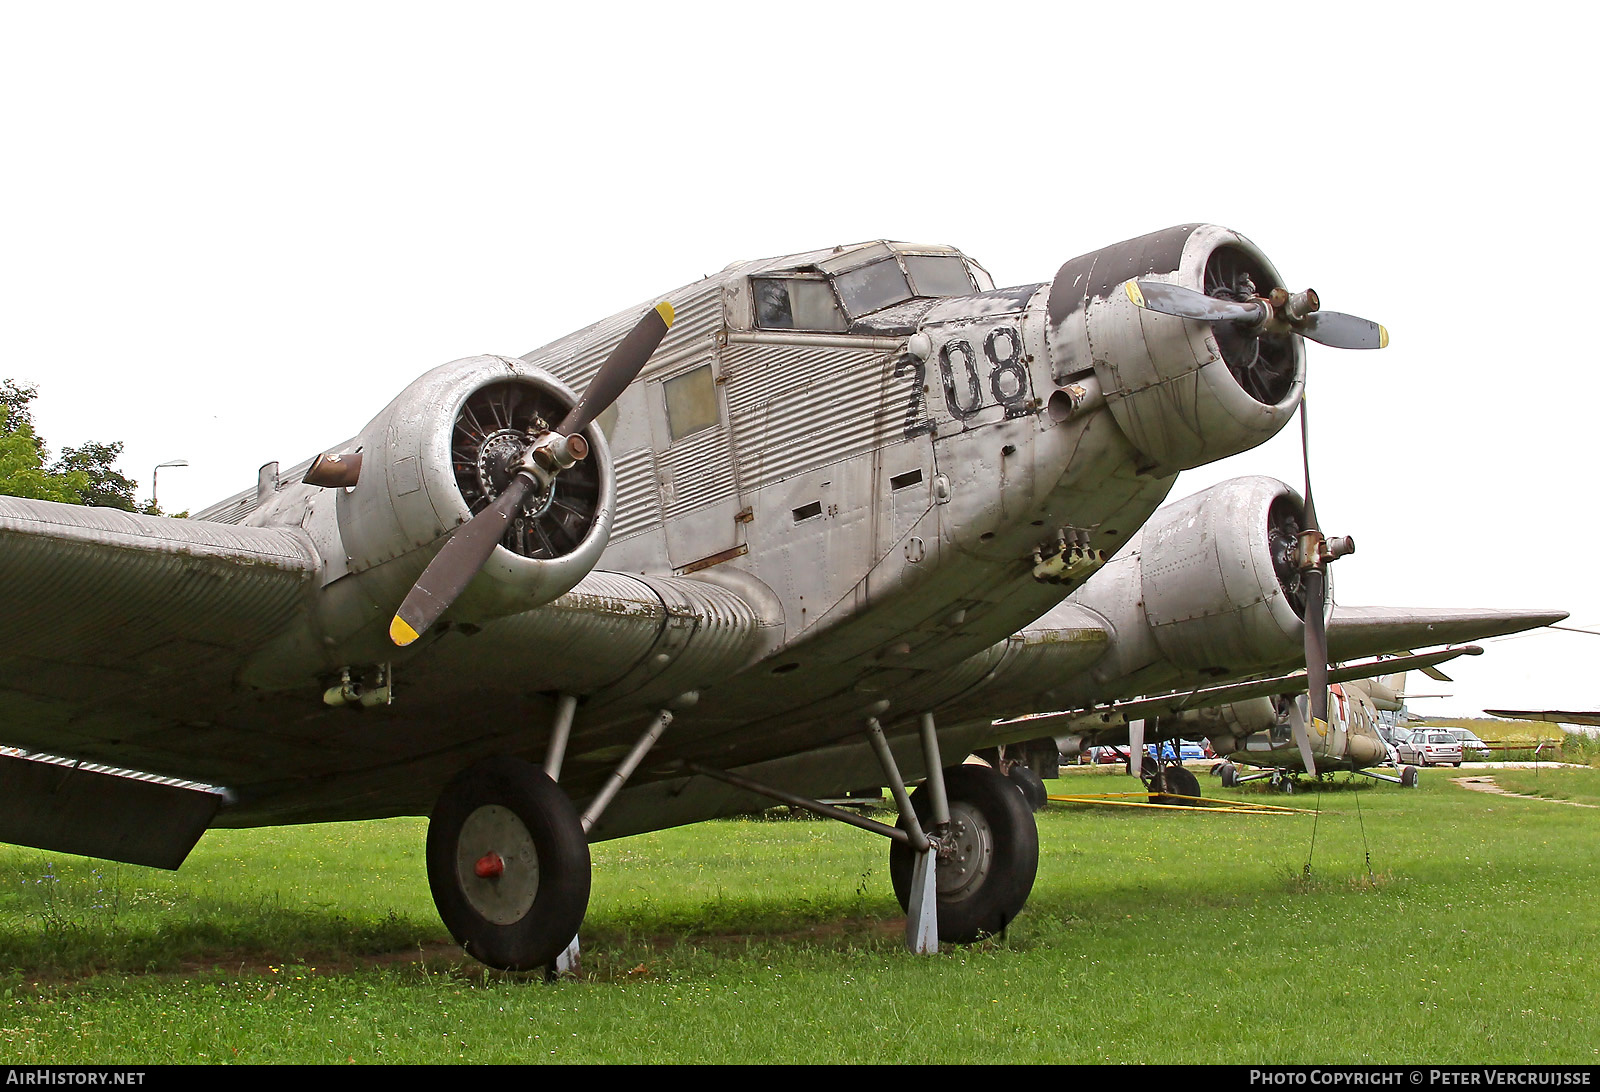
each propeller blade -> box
[1126,281,1264,324]
[1298,395,1327,777]
[389,472,536,647]
[1299,310,1389,350]
[557,301,675,437]
[1128,718,1145,782]
[388,302,676,648]
[1300,398,1319,542]
[1287,697,1321,778]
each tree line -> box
[0,379,147,511]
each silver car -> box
[1397,729,1464,767]
[1447,728,1493,761]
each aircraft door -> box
[646,354,746,574]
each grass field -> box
[3,764,1598,1064]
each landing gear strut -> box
[887,765,1039,943]
[426,757,591,972]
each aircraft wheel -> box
[1219,762,1239,788]
[1007,765,1049,813]
[888,765,1039,943]
[1280,778,1296,796]
[1400,765,1419,788]
[427,757,591,972]
[1150,765,1201,804]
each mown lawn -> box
[3,765,1596,1064]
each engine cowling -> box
[1136,475,1308,674]
[335,355,614,623]
[1046,224,1305,472]
[240,356,620,687]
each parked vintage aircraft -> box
[0,225,1564,972]
[995,645,1482,798]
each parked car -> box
[1396,728,1464,767]
[1446,728,1493,761]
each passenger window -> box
[663,364,719,442]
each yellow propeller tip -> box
[390,615,420,647]
[1124,281,1145,308]
[654,301,675,327]
[1378,325,1390,349]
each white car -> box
[1397,729,1464,767]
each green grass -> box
[3,766,1599,1063]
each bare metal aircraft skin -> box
[0,225,1563,969]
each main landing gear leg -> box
[427,699,677,977]
[882,714,1039,946]
[866,715,940,953]
[685,712,1039,955]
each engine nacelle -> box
[1137,475,1307,674]
[1046,225,1304,472]
[1167,697,1280,755]
[334,354,614,626]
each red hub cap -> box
[474,851,505,879]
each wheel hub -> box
[933,801,994,900]
[455,804,540,925]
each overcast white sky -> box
[2,3,1594,718]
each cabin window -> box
[833,258,912,318]
[904,255,975,297]
[753,276,847,332]
[663,364,719,442]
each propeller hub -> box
[476,429,532,499]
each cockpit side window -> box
[753,275,847,332]
[904,254,975,297]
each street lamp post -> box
[152,459,188,513]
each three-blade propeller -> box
[389,301,675,647]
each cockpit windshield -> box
[833,258,913,319]
[751,245,980,331]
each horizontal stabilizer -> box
[1327,606,1566,662]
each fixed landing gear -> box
[427,757,591,972]
[1145,763,1202,805]
[888,765,1039,943]
[1007,764,1049,812]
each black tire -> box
[1150,765,1202,804]
[1219,762,1239,788]
[1400,765,1419,788]
[888,765,1039,944]
[427,757,591,972]
[1007,765,1049,813]
[1280,778,1296,795]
